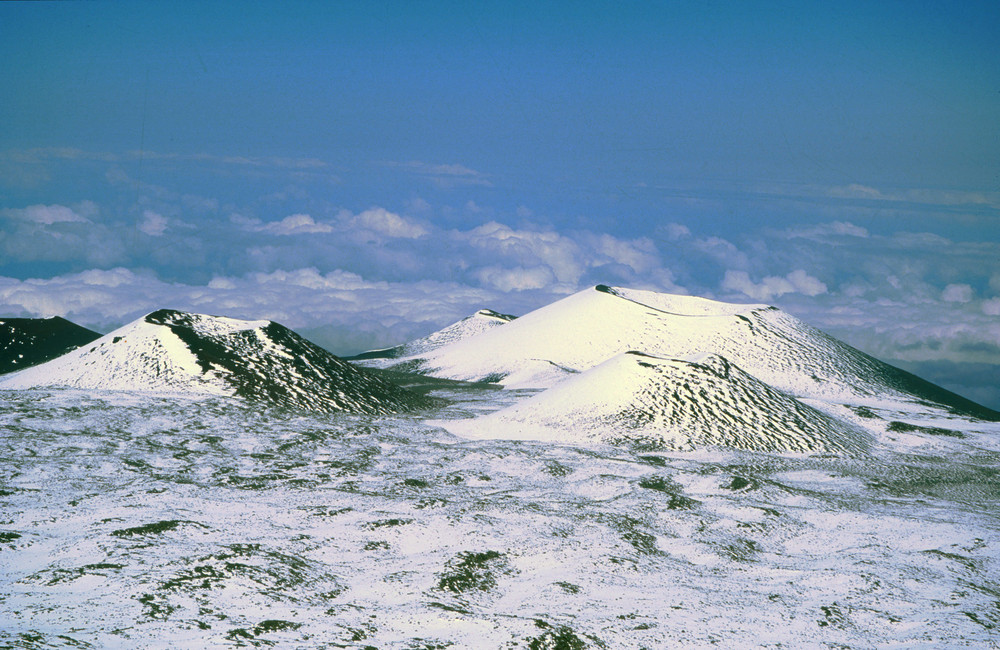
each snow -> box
[0,310,429,414]
[443,352,872,453]
[1,386,998,648]
[379,285,925,405]
[2,286,999,646]
[0,318,230,395]
[351,308,515,366]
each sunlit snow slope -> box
[449,352,872,453]
[0,309,430,414]
[0,317,100,374]
[386,285,998,420]
[347,309,516,365]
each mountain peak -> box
[0,310,430,414]
[0,316,101,374]
[373,285,999,420]
[347,307,516,363]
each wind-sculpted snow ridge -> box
[347,309,516,365]
[0,309,431,414]
[387,285,999,420]
[446,352,872,454]
[0,316,101,374]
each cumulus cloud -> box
[139,210,169,236]
[983,299,1000,316]
[663,223,692,241]
[475,265,555,292]
[461,222,585,287]
[941,283,974,303]
[0,267,512,355]
[351,208,427,239]
[722,269,828,301]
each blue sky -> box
[2,1,999,407]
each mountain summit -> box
[378,285,999,420]
[0,316,101,374]
[347,309,516,363]
[0,309,431,414]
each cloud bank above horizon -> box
[1,2,998,407]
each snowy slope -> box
[0,309,430,414]
[0,317,100,374]
[347,309,515,365]
[446,351,873,453]
[387,285,998,419]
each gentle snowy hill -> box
[346,309,516,364]
[0,309,431,414]
[446,351,873,453]
[0,317,101,374]
[385,285,999,419]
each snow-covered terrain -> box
[0,316,100,374]
[2,288,999,647]
[1,386,999,648]
[380,285,968,401]
[448,351,874,454]
[0,309,430,414]
[382,284,998,415]
[347,309,515,365]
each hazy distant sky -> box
[2,1,998,406]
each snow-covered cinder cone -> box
[347,309,516,366]
[0,309,432,415]
[385,285,999,420]
[446,351,872,454]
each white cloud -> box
[461,222,585,287]
[351,208,427,239]
[941,283,974,303]
[663,223,691,241]
[0,268,513,355]
[692,236,749,270]
[722,269,828,301]
[983,299,1000,316]
[258,214,334,235]
[139,210,169,236]
[827,184,1000,209]
[786,269,828,296]
[475,265,554,292]
[784,221,870,240]
[1,204,90,225]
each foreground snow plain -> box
[2,379,1000,648]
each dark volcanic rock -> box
[143,309,434,414]
[0,317,101,374]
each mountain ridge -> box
[372,285,1000,421]
[0,309,431,415]
[0,316,101,374]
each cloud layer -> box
[1,149,998,407]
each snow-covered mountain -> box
[381,285,998,419]
[447,351,873,453]
[0,309,431,414]
[0,316,100,374]
[347,309,515,365]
